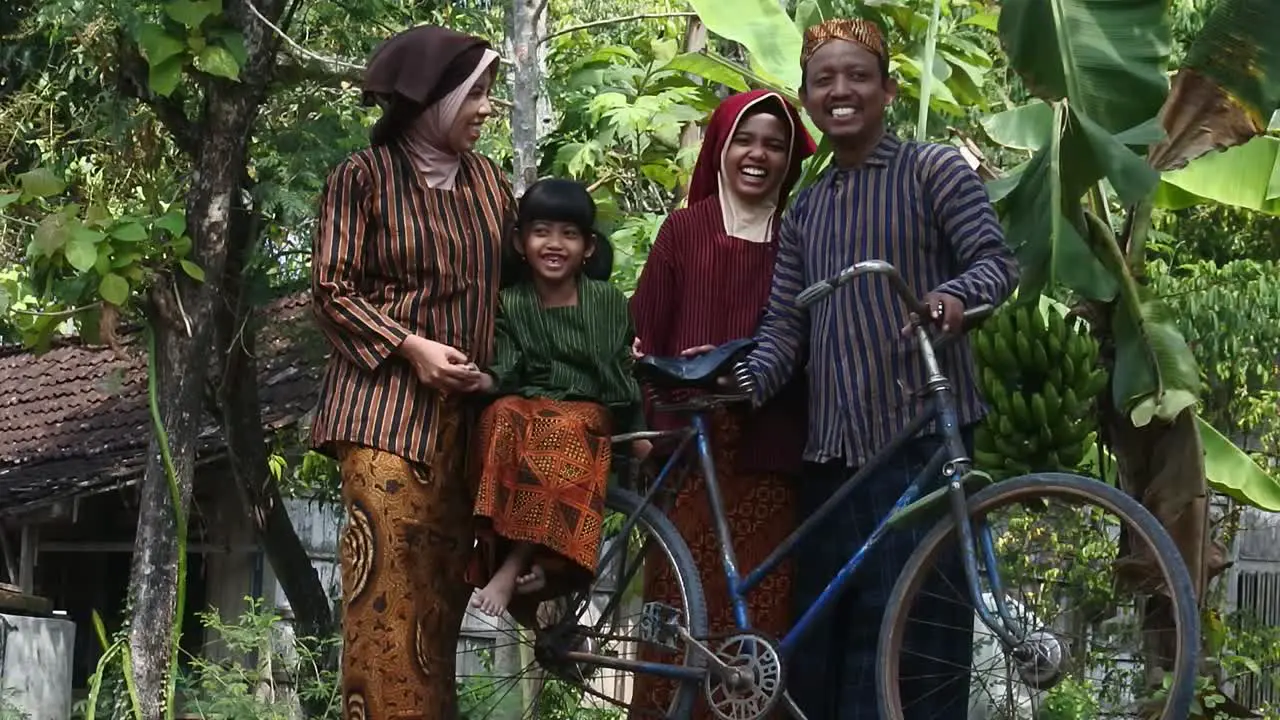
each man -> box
[744,18,1019,720]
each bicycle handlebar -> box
[796,260,993,326]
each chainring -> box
[704,633,785,720]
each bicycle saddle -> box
[633,338,757,390]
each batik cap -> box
[800,18,888,68]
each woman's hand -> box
[678,344,716,357]
[398,336,481,392]
[632,337,644,359]
[632,438,653,461]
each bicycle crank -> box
[701,633,786,720]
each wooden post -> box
[18,525,36,595]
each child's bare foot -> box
[471,571,518,617]
[515,564,546,595]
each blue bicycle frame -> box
[579,262,1025,685]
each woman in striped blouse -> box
[466,178,651,618]
[629,89,816,716]
[309,26,512,719]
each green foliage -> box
[272,448,342,505]
[135,0,246,95]
[542,39,715,289]
[1146,258,1280,510]
[0,169,196,349]
[77,598,341,720]
[1040,678,1101,720]
[179,599,341,719]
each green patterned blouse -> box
[486,278,645,432]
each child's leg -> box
[515,563,546,594]
[472,542,537,616]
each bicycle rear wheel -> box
[877,472,1198,720]
[455,485,709,719]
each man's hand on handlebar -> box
[901,291,964,338]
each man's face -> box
[801,40,896,144]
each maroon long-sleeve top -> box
[629,197,809,475]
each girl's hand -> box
[632,337,644,359]
[462,370,495,394]
[631,438,653,461]
[398,336,478,392]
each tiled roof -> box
[0,293,325,515]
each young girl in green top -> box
[468,178,651,617]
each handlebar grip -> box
[795,282,833,309]
[962,304,994,324]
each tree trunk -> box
[211,180,334,644]
[507,0,548,195]
[126,1,287,714]
[129,293,207,719]
[672,17,707,209]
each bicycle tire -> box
[876,472,1199,720]
[604,485,710,719]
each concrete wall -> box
[0,613,75,720]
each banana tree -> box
[990,0,1280,712]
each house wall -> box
[0,613,75,720]
[1225,503,1280,711]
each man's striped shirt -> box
[748,133,1019,467]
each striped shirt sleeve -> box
[748,202,810,405]
[311,158,412,372]
[487,292,524,394]
[920,145,1020,307]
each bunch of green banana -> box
[970,302,1107,480]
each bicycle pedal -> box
[638,602,683,651]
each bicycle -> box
[453,260,1199,720]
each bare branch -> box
[10,305,98,319]
[245,0,365,73]
[587,173,615,193]
[541,12,698,44]
[243,0,513,108]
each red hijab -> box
[687,90,816,213]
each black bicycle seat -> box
[633,338,757,390]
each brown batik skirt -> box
[630,408,796,719]
[335,406,474,720]
[466,396,613,616]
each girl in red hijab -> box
[629,89,816,717]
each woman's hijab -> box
[686,90,816,243]
[362,25,499,190]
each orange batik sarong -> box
[467,395,614,614]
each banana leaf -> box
[997,0,1171,135]
[1155,135,1280,215]
[1149,0,1280,171]
[1198,416,1280,512]
[685,0,804,91]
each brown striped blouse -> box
[310,144,514,464]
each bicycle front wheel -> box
[877,472,1198,720]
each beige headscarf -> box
[401,48,500,190]
[715,95,796,243]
